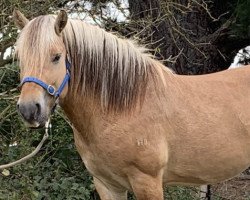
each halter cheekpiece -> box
[20,59,71,98]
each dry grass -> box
[211,170,250,200]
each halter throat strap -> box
[20,59,71,98]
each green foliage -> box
[164,186,199,200]
[231,0,250,39]
[0,114,96,199]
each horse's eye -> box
[52,54,61,63]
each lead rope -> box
[0,119,51,170]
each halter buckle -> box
[47,85,56,96]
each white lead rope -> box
[0,119,51,170]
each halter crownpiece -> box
[20,58,71,98]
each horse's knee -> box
[129,173,164,200]
[94,177,127,200]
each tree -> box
[127,0,250,74]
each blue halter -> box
[20,59,71,98]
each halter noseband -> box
[20,59,71,98]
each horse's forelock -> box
[16,15,63,76]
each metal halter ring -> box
[47,85,56,96]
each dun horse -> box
[14,10,250,199]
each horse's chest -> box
[74,133,130,188]
[81,151,102,176]
[74,137,102,175]
[83,148,131,189]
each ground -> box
[211,169,250,200]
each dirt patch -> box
[211,172,250,200]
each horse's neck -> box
[60,93,101,142]
[60,64,174,142]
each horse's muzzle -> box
[17,101,42,126]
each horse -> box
[13,10,250,200]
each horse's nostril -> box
[35,103,41,114]
[35,103,41,119]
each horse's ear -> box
[13,9,29,30]
[54,10,68,36]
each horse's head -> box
[13,10,70,128]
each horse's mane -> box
[16,15,170,112]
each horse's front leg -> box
[94,177,127,200]
[129,170,164,200]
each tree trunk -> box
[128,0,249,74]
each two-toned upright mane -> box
[62,19,155,112]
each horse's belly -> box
[164,164,249,186]
[164,142,250,185]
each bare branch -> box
[0,121,50,170]
[0,105,11,120]
[0,57,15,67]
